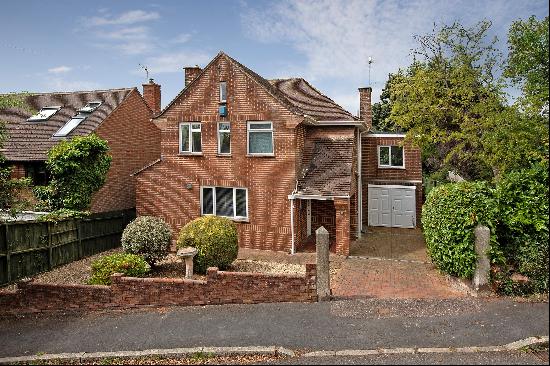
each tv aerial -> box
[138,64,149,81]
[368,56,374,86]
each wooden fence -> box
[0,209,135,286]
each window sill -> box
[178,152,204,156]
[378,166,406,170]
[217,154,232,157]
[246,154,275,158]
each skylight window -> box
[53,114,86,137]
[78,101,102,113]
[26,106,61,122]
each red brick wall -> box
[91,89,161,213]
[311,200,336,240]
[9,163,25,179]
[361,135,423,226]
[0,265,317,315]
[136,55,303,251]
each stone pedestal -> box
[316,226,331,301]
[473,225,491,290]
[177,247,198,279]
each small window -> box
[201,186,248,220]
[247,121,274,155]
[78,101,102,113]
[219,82,227,103]
[218,122,231,154]
[378,145,404,168]
[179,122,202,153]
[27,106,61,122]
[53,114,86,137]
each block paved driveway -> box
[332,227,466,299]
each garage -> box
[368,184,416,228]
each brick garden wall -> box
[91,89,161,213]
[136,54,303,252]
[361,135,423,226]
[0,264,317,316]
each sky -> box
[0,0,548,115]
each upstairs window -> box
[218,122,231,154]
[27,106,61,122]
[378,145,404,168]
[179,122,202,153]
[247,121,274,155]
[78,101,102,113]
[219,82,227,103]
[201,186,248,220]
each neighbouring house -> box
[0,82,162,212]
[135,51,422,256]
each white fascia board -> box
[288,194,350,200]
[367,133,407,138]
[368,184,417,190]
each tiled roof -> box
[269,78,355,121]
[297,137,354,196]
[156,51,355,122]
[0,88,134,161]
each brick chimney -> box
[184,66,202,87]
[358,87,373,130]
[142,79,161,114]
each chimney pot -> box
[358,87,373,130]
[142,80,161,115]
[184,66,202,87]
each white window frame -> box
[217,122,231,155]
[247,121,274,156]
[179,122,202,154]
[200,186,248,220]
[219,81,227,103]
[378,145,405,169]
[27,106,61,122]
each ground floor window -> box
[201,186,248,220]
[24,162,49,186]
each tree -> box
[0,94,32,213]
[372,73,401,132]
[38,134,112,211]
[505,16,549,118]
[388,21,509,180]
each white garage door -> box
[368,185,416,228]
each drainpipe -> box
[289,179,299,255]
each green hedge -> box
[176,216,239,274]
[493,162,549,294]
[88,253,150,285]
[121,216,172,265]
[422,181,497,278]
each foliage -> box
[37,209,90,222]
[493,162,549,294]
[505,16,549,118]
[176,216,239,273]
[422,181,498,279]
[0,93,34,213]
[388,20,505,180]
[88,253,150,285]
[40,134,111,211]
[121,216,172,265]
[372,74,402,132]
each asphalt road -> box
[1,297,548,358]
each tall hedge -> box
[495,162,549,293]
[422,181,497,278]
[177,216,238,273]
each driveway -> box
[332,227,466,299]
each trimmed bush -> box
[121,216,172,265]
[422,181,497,279]
[494,162,549,294]
[176,216,238,273]
[88,253,150,285]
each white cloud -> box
[243,0,548,109]
[47,65,72,74]
[171,33,192,44]
[45,77,101,92]
[142,51,212,74]
[88,10,160,26]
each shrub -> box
[121,216,172,265]
[176,216,238,273]
[88,253,150,285]
[494,162,549,294]
[422,181,498,279]
[42,134,111,211]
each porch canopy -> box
[288,136,355,256]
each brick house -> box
[135,52,422,256]
[1,84,162,212]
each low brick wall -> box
[0,264,317,315]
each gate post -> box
[473,225,491,290]
[316,226,331,301]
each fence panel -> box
[0,209,135,286]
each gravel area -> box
[1,250,310,288]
